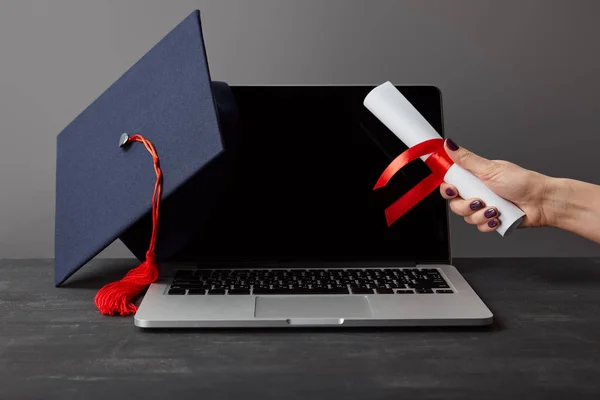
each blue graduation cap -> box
[54,10,238,314]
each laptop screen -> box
[189,85,450,264]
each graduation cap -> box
[55,10,239,315]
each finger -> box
[440,183,458,199]
[444,138,495,176]
[449,198,486,217]
[477,218,500,233]
[465,206,499,225]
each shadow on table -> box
[138,319,504,335]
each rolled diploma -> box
[364,81,525,236]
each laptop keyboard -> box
[167,268,453,295]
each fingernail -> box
[484,208,498,219]
[470,200,484,211]
[445,188,456,197]
[446,138,459,151]
[488,219,499,228]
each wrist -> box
[541,176,572,229]
[541,176,598,232]
[536,175,600,244]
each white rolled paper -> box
[364,81,525,236]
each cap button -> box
[119,133,130,148]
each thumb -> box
[444,138,494,176]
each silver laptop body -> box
[134,85,493,328]
[135,263,492,328]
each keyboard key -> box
[436,289,454,294]
[208,288,226,295]
[389,283,406,289]
[408,282,450,289]
[187,289,206,295]
[171,280,202,287]
[351,288,374,295]
[168,288,186,295]
[376,288,394,294]
[407,284,433,289]
[396,290,415,294]
[171,284,206,289]
[416,288,434,294]
[228,289,251,295]
[251,289,275,295]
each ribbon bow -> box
[373,138,453,226]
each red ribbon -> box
[373,138,453,226]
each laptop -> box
[134,84,494,328]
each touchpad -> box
[254,296,373,319]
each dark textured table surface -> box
[1,258,600,399]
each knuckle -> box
[477,224,489,232]
[470,212,486,225]
[450,200,467,216]
[456,149,473,163]
[477,161,503,182]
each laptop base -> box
[134,264,493,328]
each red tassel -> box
[94,251,159,316]
[95,134,163,316]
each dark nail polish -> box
[446,138,459,151]
[470,200,483,211]
[484,208,498,219]
[488,219,499,228]
[445,188,456,197]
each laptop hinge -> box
[159,260,419,272]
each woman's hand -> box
[439,138,554,232]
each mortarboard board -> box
[54,10,236,314]
[117,80,239,263]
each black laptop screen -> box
[186,85,450,264]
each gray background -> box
[1,0,599,259]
